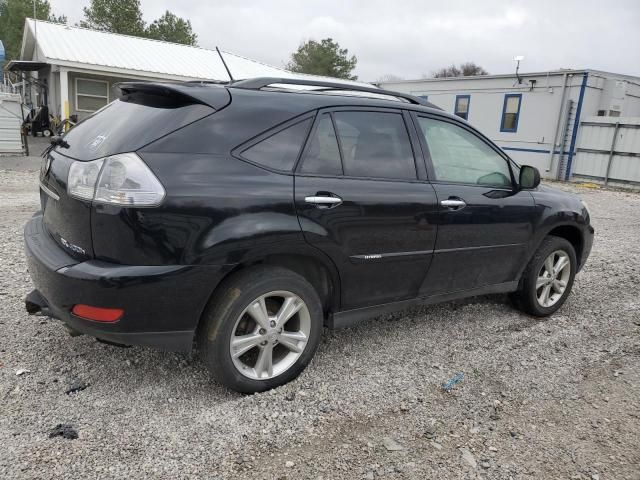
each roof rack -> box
[229,77,441,109]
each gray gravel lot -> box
[1,163,639,479]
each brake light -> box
[67,153,165,206]
[72,304,124,322]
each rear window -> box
[59,93,214,160]
[240,118,313,171]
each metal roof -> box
[20,19,370,87]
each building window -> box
[454,95,470,120]
[500,94,522,132]
[76,78,109,112]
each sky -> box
[48,0,640,82]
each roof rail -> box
[229,77,441,109]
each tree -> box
[79,0,145,36]
[146,10,197,46]
[433,62,488,78]
[0,0,66,60]
[287,38,357,80]
[377,74,404,83]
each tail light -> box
[68,153,165,206]
[72,304,124,322]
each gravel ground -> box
[1,163,639,480]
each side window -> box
[501,94,522,132]
[454,95,470,120]
[300,114,343,175]
[241,118,312,171]
[333,111,416,180]
[417,117,512,187]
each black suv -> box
[24,78,594,392]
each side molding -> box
[328,281,519,329]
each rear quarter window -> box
[239,118,313,171]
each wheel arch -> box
[517,222,585,286]
[546,224,584,265]
[195,249,341,340]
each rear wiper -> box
[42,136,69,157]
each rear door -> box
[413,113,536,295]
[294,108,439,309]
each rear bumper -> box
[24,214,232,352]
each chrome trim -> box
[351,250,433,260]
[440,199,466,208]
[304,196,342,205]
[39,182,60,201]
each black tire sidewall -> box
[520,236,577,316]
[200,267,323,393]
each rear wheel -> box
[198,266,323,393]
[511,236,577,316]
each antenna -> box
[33,0,37,56]
[216,47,234,83]
[514,55,524,85]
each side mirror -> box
[519,165,540,189]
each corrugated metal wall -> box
[0,93,24,155]
[573,116,640,184]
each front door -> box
[294,109,439,309]
[413,114,536,295]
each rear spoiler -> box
[116,82,231,110]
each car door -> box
[412,113,536,296]
[294,108,439,309]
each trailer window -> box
[454,95,470,120]
[500,94,522,132]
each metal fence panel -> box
[573,116,640,184]
[0,93,23,155]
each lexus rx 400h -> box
[24,78,594,392]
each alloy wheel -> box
[536,250,571,308]
[229,291,311,380]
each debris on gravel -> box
[48,424,78,440]
[459,447,477,468]
[382,437,404,451]
[441,372,464,391]
[1,171,639,479]
[65,378,89,395]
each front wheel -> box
[511,236,577,316]
[198,266,323,393]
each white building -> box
[9,18,367,124]
[379,70,640,182]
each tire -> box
[198,266,323,393]
[510,235,577,317]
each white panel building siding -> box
[380,70,640,184]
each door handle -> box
[440,198,466,209]
[305,194,343,208]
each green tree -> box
[287,38,358,80]
[0,0,66,60]
[79,0,145,36]
[146,10,197,46]
[432,62,488,78]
